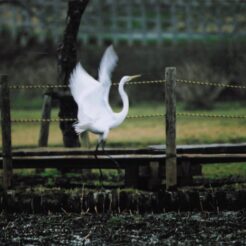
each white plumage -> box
[69,45,140,148]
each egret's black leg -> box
[102,141,122,181]
[101,140,106,151]
[95,141,104,187]
[95,141,100,152]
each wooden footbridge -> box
[1,143,246,190]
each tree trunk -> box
[57,0,90,147]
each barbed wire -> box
[176,112,246,119]
[8,80,165,90]
[9,84,67,89]
[176,79,246,89]
[9,112,246,123]
[112,80,165,86]
[10,114,164,123]
[127,113,165,119]
[7,78,246,90]
[10,118,75,123]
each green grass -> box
[203,163,246,179]
[1,101,246,148]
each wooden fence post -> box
[1,75,13,190]
[38,92,52,147]
[165,67,177,190]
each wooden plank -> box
[0,154,246,172]
[3,147,160,157]
[1,155,162,169]
[0,75,13,190]
[165,67,177,190]
[149,143,246,154]
[1,144,246,158]
[180,153,246,164]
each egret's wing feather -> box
[69,56,116,135]
[98,45,118,87]
[69,63,99,104]
[98,45,118,114]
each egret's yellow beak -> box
[127,74,141,81]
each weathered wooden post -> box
[165,67,177,190]
[38,91,52,147]
[0,75,13,190]
[37,91,52,174]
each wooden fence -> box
[1,67,178,190]
[1,67,246,192]
[0,0,245,45]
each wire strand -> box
[7,78,246,89]
[176,79,246,89]
[9,112,246,123]
[8,80,165,89]
[176,112,246,119]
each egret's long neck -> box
[113,79,129,127]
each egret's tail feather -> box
[72,121,89,135]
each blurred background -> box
[0,0,246,148]
[1,0,246,105]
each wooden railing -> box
[1,68,246,191]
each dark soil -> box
[0,212,245,245]
[1,174,246,245]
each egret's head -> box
[121,75,141,84]
[127,74,141,82]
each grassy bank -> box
[1,102,245,148]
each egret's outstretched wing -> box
[69,62,112,133]
[69,63,99,105]
[98,45,118,87]
[69,46,119,134]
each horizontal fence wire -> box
[7,80,165,89]
[6,79,246,89]
[9,85,68,89]
[8,112,246,123]
[176,112,246,119]
[176,79,246,89]
[112,80,165,86]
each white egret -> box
[69,45,140,150]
